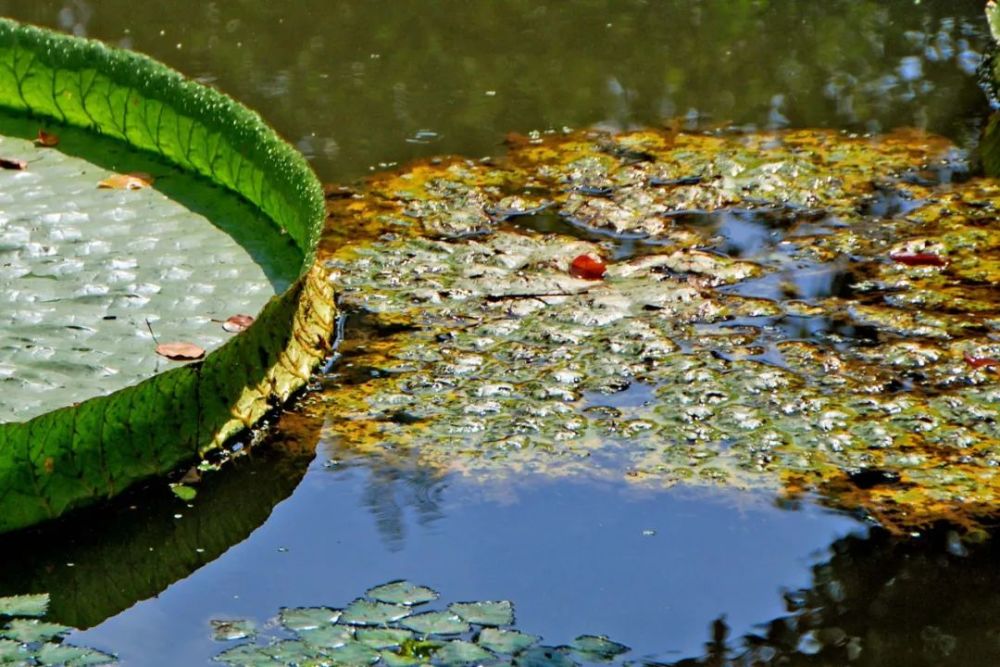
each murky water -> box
[0,1,996,665]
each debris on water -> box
[889,251,948,267]
[964,353,1000,370]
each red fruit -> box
[569,254,607,280]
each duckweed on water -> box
[0,593,114,665]
[318,126,1000,532]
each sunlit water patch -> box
[0,116,302,422]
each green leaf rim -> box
[0,18,334,533]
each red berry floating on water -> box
[569,254,607,280]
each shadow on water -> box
[665,528,1000,667]
[0,405,320,629]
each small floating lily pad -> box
[0,594,48,618]
[401,611,470,636]
[0,639,22,661]
[298,623,354,648]
[278,606,342,631]
[36,642,117,666]
[570,635,630,660]
[449,601,514,627]
[477,628,539,654]
[515,646,578,667]
[1,619,72,643]
[341,599,412,626]
[215,642,275,665]
[380,650,423,666]
[367,581,440,606]
[323,640,381,665]
[170,485,198,503]
[210,619,255,642]
[432,640,494,665]
[356,627,415,649]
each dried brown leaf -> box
[155,342,205,361]
[98,171,155,190]
[34,129,59,147]
[222,314,255,333]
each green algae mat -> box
[315,125,1000,534]
[0,19,335,533]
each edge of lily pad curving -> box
[0,19,334,532]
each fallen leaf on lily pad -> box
[0,157,26,170]
[98,171,154,190]
[155,342,205,361]
[34,130,59,147]
[222,314,255,333]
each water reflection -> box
[354,461,446,552]
[0,406,319,629]
[666,528,1000,667]
[0,1,987,182]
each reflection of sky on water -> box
[73,458,863,665]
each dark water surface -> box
[0,1,996,665]
[0,1,988,183]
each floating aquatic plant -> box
[0,592,115,665]
[317,125,1000,532]
[212,581,628,667]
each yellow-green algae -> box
[318,126,999,533]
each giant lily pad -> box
[0,19,334,533]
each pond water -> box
[0,1,996,665]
